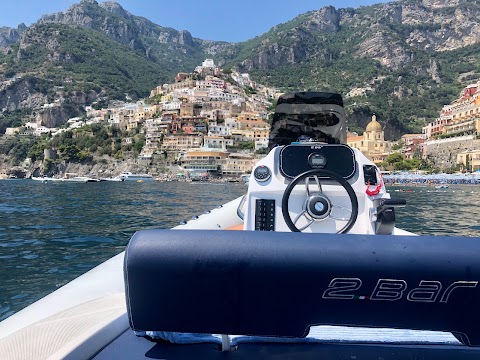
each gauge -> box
[253,165,271,182]
[308,153,327,169]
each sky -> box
[0,0,390,42]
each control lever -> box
[378,198,407,209]
[373,198,407,235]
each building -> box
[400,134,425,159]
[423,81,480,140]
[161,134,203,152]
[203,136,227,150]
[221,153,256,175]
[457,149,480,172]
[179,150,227,175]
[347,115,392,163]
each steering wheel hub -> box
[306,194,331,219]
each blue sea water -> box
[0,180,479,321]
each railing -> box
[425,134,475,144]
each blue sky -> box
[0,0,390,42]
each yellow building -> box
[179,151,256,175]
[180,151,227,173]
[237,119,269,130]
[457,149,480,172]
[221,153,256,175]
[161,134,203,151]
[347,115,392,163]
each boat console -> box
[241,91,404,235]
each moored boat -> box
[118,172,154,181]
[31,176,55,182]
[100,176,124,182]
[32,173,101,183]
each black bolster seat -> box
[124,229,480,346]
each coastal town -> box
[1,59,480,181]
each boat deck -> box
[93,328,480,360]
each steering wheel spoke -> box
[305,175,322,196]
[329,215,350,221]
[329,204,352,221]
[282,169,358,234]
[335,204,352,212]
[292,210,316,231]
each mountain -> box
[0,24,26,48]
[0,0,229,131]
[220,0,480,137]
[36,0,229,66]
[0,0,479,137]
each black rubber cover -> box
[124,230,480,346]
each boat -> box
[31,174,99,183]
[31,176,55,183]
[1,91,479,359]
[118,172,154,181]
[100,176,124,182]
[62,176,98,183]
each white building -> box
[203,136,227,150]
[208,125,230,137]
[162,101,181,111]
[255,138,269,151]
[202,59,216,68]
[225,118,239,130]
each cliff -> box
[1,0,479,137]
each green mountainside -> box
[0,0,479,138]
[5,24,166,99]
[219,1,480,137]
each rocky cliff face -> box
[0,78,47,112]
[232,0,480,72]
[0,27,20,48]
[35,105,82,128]
[0,24,26,48]
[36,0,226,55]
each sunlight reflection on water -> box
[0,180,478,320]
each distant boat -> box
[118,172,154,181]
[63,176,95,183]
[435,185,449,189]
[31,175,98,183]
[100,176,124,182]
[31,176,53,183]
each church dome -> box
[366,115,382,132]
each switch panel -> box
[255,199,275,231]
[363,165,378,185]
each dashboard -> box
[279,144,356,179]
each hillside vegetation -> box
[0,0,479,138]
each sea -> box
[0,180,479,321]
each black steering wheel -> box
[281,169,359,233]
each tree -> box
[384,153,404,167]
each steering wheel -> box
[281,169,358,233]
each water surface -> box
[0,180,478,320]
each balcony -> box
[444,119,476,134]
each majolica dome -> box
[366,114,382,132]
